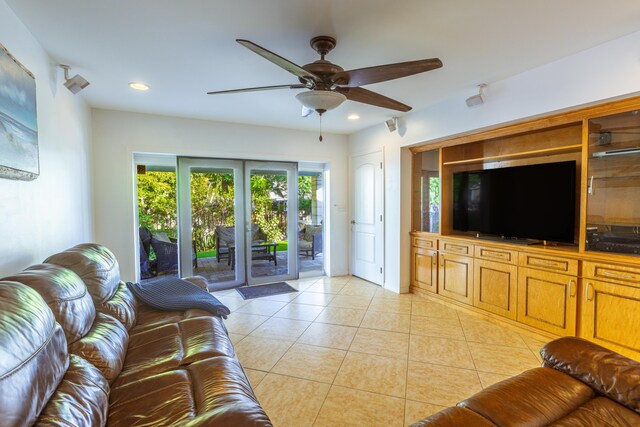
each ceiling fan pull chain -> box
[319,113,323,142]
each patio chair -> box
[139,226,156,279]
[215,226,235,264]
[299,224,322,260]
[215,224,267,265]
[147,231,198,276]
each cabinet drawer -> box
[412,237,437,250]
[440,240,472,256]
[583,261,640,286]
[518,252,578,276]
[474,245,517,265]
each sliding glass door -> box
[245,161,298,285]
[177,158,246,288]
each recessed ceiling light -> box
[347,114,360,120]
[129,82,150,91]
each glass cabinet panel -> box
[586,110,640,255]
[412,150,440,232]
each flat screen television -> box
[453,161,576,243]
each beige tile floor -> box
[215,276,549,427]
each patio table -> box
[228,241,277,269]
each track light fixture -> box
[60,64,90,94]
[385,117,398,133]
[466,83,486,107]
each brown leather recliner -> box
[411,337,640,426]
[0,243,271,426]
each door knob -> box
[351,220,356,224]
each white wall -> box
[350,29,640,293]
[0,0,92,277]
[91,109,349,281]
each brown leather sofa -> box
[0,243,271,426]
[411,337,640,426]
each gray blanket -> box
[127,277,230,319]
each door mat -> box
[236,282,298,300]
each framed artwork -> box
[0,43,38,180]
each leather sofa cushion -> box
[0,282,69,427]
[542,337,640,413]
[101,281,138,330]
[45,244,139,331]
[460,367,595,426]
[35,354,110,426]
[69,312,129,385]
[133,304,211,333]
[3,263,96,344]
[45,243,121,306]
[108,356,271,426]
[410,406,496,426]
[549,397,640,426]
[115,316,235,387]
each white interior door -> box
[245,161,299,285]
[351,151,384,285]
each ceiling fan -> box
[207,36,443,117]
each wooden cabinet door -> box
[581,279,640,359]
[411,247,437,293]
[473,259,518,320]
[438,253,473,305]
[517,267,577,335]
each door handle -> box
[568,279,576,297]
[351,220,356,224]
[585,282,594,301]
[439,255,444,267]
[601,271,634,280]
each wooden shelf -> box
[442,144,582,166]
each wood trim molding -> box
[410,95,640,153]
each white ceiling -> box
[7,0,640,134]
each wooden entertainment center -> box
[410,96,640,360]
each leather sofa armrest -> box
[541,337,640,413]
[182,276,209,291]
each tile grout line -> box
[457,309,492,390]
[404,295,414,427]
[310,277,360,427]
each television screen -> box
[453,161,576,243]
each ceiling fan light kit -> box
[207,35,443,119]
[296,90,347,114]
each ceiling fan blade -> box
[336,87,411,112]
[332,58,442,88]
[207,84,305,95]
[237,39,319,84]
